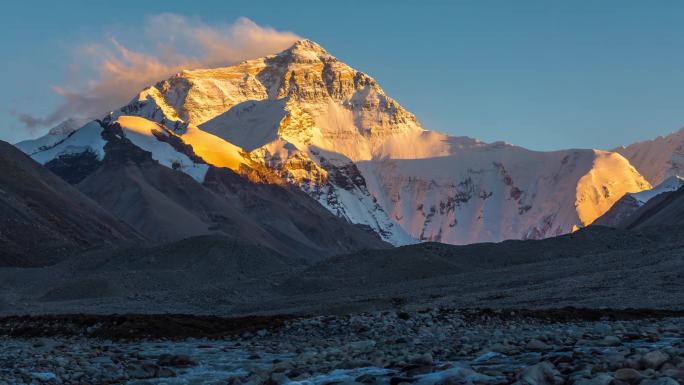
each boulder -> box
[516,362,561,385]
[526,339,552,352]
[614,368,641,383]
[641,351,669,369]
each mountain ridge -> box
[614,127,684,185]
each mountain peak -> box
[290,38,328,52]
[279,39,333,61]
[47,118,80,136]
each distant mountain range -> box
[13,39,684,249]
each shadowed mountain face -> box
[619,186,684,230]
[71,122,389,259]
[0,140,141,267]
[591,194,642,228]
[592,177,684,230]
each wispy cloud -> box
[17,14,301,130]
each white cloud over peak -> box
[16,14,300,130]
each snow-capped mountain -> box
[17,39,652,245]
[15,118,83,156]
[615,128,684,185]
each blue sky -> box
[2,0,684,150]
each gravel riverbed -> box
[1,309,683,385]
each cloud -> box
[14,112,44,130]
[17,15,301,130]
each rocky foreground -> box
[1,309,683,385]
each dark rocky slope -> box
[619,186,684,230]
[2,224,683,315]
[0,140,141,267]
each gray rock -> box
[156,354,196,368]
[593,323,613,336]
[128,363,158,379]
[573,374,614,385]
[641,351,669,369]
[526,339,552,351]
[347,340,376,353]
[614,368,641,383]
[410,353,433,366]
[516,362,561,385]
[156,367,176,378]
[355,374,377,384]
[489,342,518,355]
[599,336,622,346]
[31,372,58,382]
[660,369,684,381]
[269,372,289,385]
[640,378,679,385]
